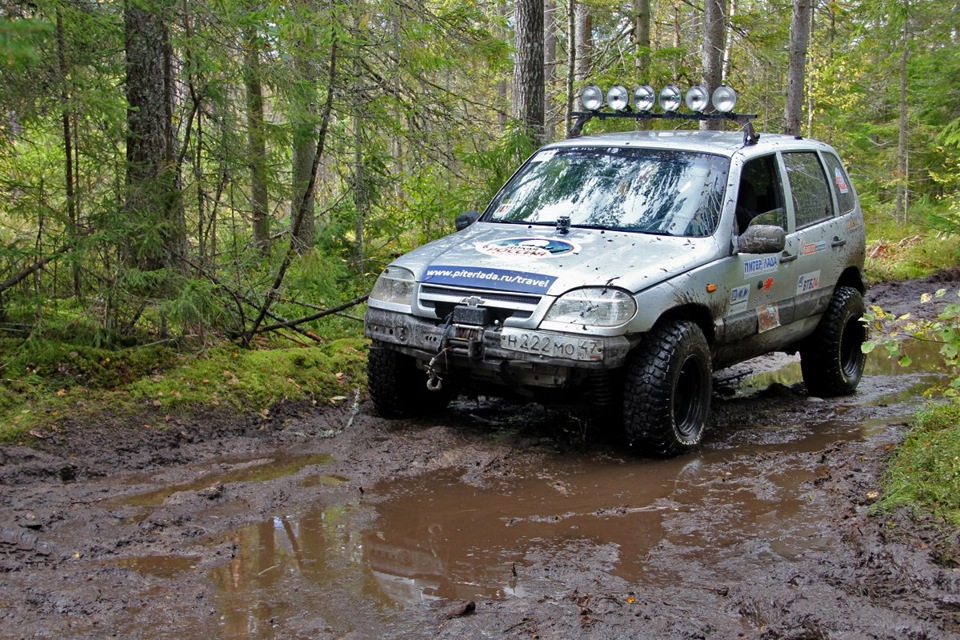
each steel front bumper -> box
[364,307,633,371]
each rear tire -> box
[367,344,454,418]
[623,320,712,457]
[800,286,867,397]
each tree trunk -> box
[244,25,270,255]
[784,0,812,136]
[56,7,80,296]
[634,0,651,75]
[574,1,592,85]
[124,0,185,272]
[290,5,318,254]
[702,0,725,130]
[544,0,557,140]
[565,0,576,135]
[896,4,910,223]
[513,0,545,145]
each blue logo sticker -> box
[476,237,580,258]
[422,265,557,294]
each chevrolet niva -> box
[364,84,867,456]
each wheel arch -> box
[837,267,866,295]
[652,303,717,346]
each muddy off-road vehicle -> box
[364,84,867,456]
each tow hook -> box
[426,373,443,392]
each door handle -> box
[780,251,798,263]
[831,236,847,248]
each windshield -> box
[485,146,729,237]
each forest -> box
[0,0,959,347]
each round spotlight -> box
[685,85,710,112]
[581,85,604,111]
[607,85,629,112]
[633,85,656,112]
[712,85,738,113]
[659,84,682,112]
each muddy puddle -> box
[179,341,950,639]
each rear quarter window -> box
[783,151,834,228]
[821,153,858,214]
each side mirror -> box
[455,209,480,231]
[738,224,785,254]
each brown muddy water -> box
[99,342,947,639]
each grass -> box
[0,336,367,442]
[879,401,960,528]
[864,210,960,282]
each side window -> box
[821,153,857,214]
[737,155,787,232]
[783,152,834,228]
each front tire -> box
[800,286,867,397]
[367,344,454,418]
[623,320,712,457]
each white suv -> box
[364,87,867,456]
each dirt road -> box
[1,273,959,639]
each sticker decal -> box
[743,255,779,278]
[532,149,558,162]
[801,241,827,255]
[476,237,580,258]
[757,303,781,333]
[834,167,850,194]
[422,265,557,294]
[796,270,821,295]
[729,285,750,314]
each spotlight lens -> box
[685,85,709,112]
[633,85,655,111]
[581,85,604,111]
[607,85,629,111]
[712,85,738,113]
[659,84,682,112]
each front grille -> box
[418,284,542,321]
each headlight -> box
[544,288,637,327]
[369,266,416,306]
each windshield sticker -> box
[796,270,821,295]
[532,149,558,163]
[476,237,580,258]
[423,265,557,294]
[743,255,779,278]
[757,303,781,333]
[834,167,850,194]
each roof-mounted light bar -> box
[571,83,758,145]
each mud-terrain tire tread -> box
[800,286,867,397]
[367,344,453,418]
[622,320,712,457]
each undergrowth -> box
[879,401,960,528]
[0,336,367,442]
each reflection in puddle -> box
[207,345,949,638]
[110,555,200,578]
[107,453,335,510]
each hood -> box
[391,222,724,296]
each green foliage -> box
[863,288,960,396]
[879,401,960,528]
[0,337,367,442]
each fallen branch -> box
[254,294,368,334]
[0,244,73,296]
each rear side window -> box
[821,153,857,214]
[783,152,834,228]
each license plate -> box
[499,328,604,361]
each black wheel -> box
[800,286,867,397]
[367,344,454,418]
[622,320,712,457]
